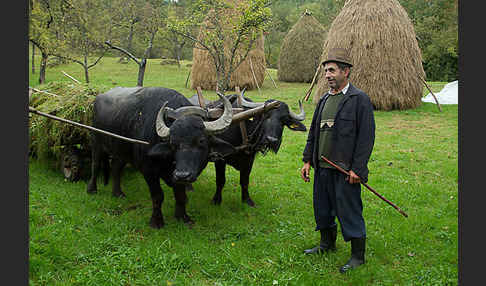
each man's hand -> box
[301,162,311,182]
[346,170,361,184]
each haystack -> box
[190,4,266,91]
[313,0,425,110]
[278,10,326,83]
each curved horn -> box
[156,101,170,139]
[203,92,233,134]
[237,89,264,108]
[289,100,305,121]
[165,105,208,120]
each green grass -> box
[29,56,457,285]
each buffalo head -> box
[147,93,235,183]
[237,90,306,154]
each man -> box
[300,48,375,273]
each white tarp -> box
[422,80,458,105]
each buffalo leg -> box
[240,156,256,207]
[212,160,226,205]
[142,173,165,229]
[111,158,126,198]
[173,184,194,225]
[86,139,102,194]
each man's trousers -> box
[313,167,366,241]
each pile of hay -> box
[314,0,425,110]
[29,81,109,162]
[278,10,326,83]
[190,3,266,91]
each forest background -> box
[29,0,458,84]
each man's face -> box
[323,62,349,92]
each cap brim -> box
[321,60,353,67]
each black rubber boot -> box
[339,237,366,273]
[303,226,337,254]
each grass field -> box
[29,56,457,285]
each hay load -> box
[278,10,326,83]
[190,2,266,91]
[314,0,425,110]
[29,82,108,162]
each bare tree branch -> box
[104,40,141,65]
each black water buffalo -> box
[189,91,307,206]
[86,86,236,228]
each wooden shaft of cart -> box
[28,106,150,145]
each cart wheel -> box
[61,151,81,182]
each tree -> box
[399,0,458,81]
[49,0,110,83]
[105,0,167,86]
[158,0,193,68]
[29,0,67,84]
[168,0,272,92]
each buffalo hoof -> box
[86,188,97,194]
[112,191,126,198]
[176,213,194,225]
[244,198,256,207]
[149,216,165,229]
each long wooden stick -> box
[303,64,321,102]
[29,106,150,145]
[61,70,81,84]
[259,62,277,88]
[418,75,442,112]
[185,69,191,88]
[29,87,59,97]
[248,57,261,94]
[321,155,408,218]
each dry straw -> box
[190,2,266,91]
[278,10,326,83]
[29,82,108,163]
[314,0,425,110]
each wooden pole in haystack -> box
[418,75,442,112]
[249,57,261,94]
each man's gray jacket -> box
[302,83,375,183]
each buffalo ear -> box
[208,136,236,161]
[286,119,307,131]
[147,142,172,159]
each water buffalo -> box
[86,86,236,228]
[189,91,307,206]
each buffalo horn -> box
[203,92,233,134]
[156,101,171,139]
[289,100,305,121]
[164,105,208,120]
[237,89,264,108]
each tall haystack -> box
[278,10,326,83]
[190,4,266,91]
[314,0,425,110]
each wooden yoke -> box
[235,86,249,147]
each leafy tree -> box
[48,0,110,83]
[168,0,272,92]
[157,0,195,67]
[399,0,458,81]
[29,0,68,84]
[106,0,167,86]
[108,0,145,59]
